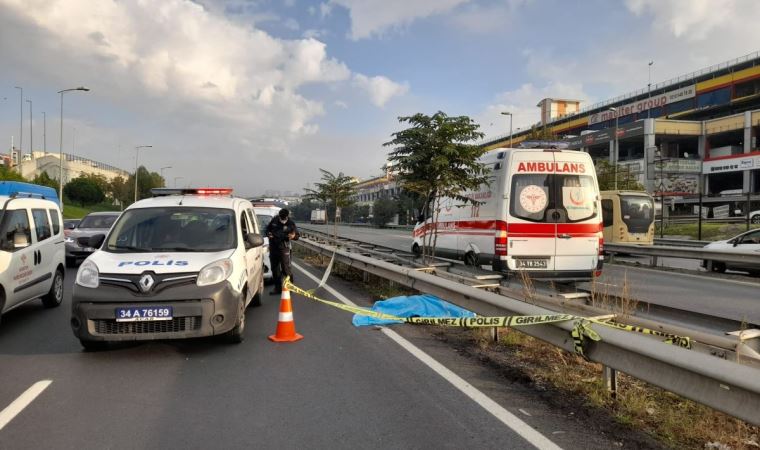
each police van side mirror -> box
[246,233,265,248]
[88,234,106,249]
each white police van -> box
[0,182,65,324]
[70,188,266,349]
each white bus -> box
[412,148,603,281]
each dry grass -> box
[480,328,760,449]
[589,270,640,319]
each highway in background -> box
[0,266,653,449]
[300,224,760,325]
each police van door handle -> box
[558,234,572,239]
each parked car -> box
[63,219,80,237]
[701,228,760,276]
[65,212,120,267]
[749,209,760,224]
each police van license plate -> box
[515,259,548,269]
[115,306,173,322]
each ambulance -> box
[412,148,603,281]
[70,188,266,349]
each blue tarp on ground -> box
[352,294,476,327]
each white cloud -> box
[625,0,738,41]
[0,0,407,192]
[333,100,349,109]
[329,0,471,40]
[477,82,592,139]
[352,74,409,107]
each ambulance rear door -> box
[552,152,600,273]
[506,150,557,272]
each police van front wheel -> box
[227,300,246,343]
[41,269,64,308]
[412,244,421,257]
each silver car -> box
[65,212,120,267]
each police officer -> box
[266,208,299,294]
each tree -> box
[64,176,105,206]
[0,165,25,182]
[595,160,645,191]
[109,176,131,208]
[30,171,58,189]
[303,169,356,238]
[384,111,489,260]
[372,198,397,227]
[127,166,165,204]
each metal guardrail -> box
[653,238,709,247]
[606,243,760,266]
[294,237,760,425]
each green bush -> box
[64,176,105,206]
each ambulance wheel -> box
[412,244,421,257]
[464,251,479,267]
[41,268,64,308]
[227,300,246,343]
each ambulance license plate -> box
[115,306,173,322]
[515,259,548,269]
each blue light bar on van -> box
[151,188,233,197]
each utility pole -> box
[42,111,47,154]
[14,86,22,161]
[26,99,32,159]
[647,61,654,119]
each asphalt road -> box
[300,224,760,324]
[0,263,649,449]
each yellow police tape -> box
[284,279,691,358]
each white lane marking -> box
[519,408,532,417]
[292,262,561,450]
[0,380,53,431]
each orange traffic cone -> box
[268,282,303,343]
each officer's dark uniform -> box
[266,214,299,293]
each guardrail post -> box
[603,365,618,399]
[650,255,658,267]
[490,327,499,342]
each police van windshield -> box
[510,174,597,223]
[105,207,236,253]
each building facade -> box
[483,51,760,198]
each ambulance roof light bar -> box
[151,188,233,197]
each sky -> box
[1,0,759,196]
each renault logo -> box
[138,274,155,293]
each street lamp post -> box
[42,111,46,154]
[608,107,619,190]
[25,99,32,158]
[160,166,172,185]
[174,176,184,188]
[647,61,654,119]
[58,87,90,202]
[134,145,153,202]
[500,112,513,147]
[14,86,22,163]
